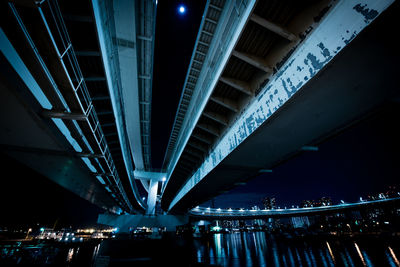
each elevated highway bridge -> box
[0,0,156,214]
[161,0,399,213]
[189,197,400,220]
[1,0,399,230]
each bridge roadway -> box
[189,197,400,220]
[161,0,399,213]
[0,0,156,214]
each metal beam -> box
[41,109,86,120]
[179,160,196,171]
[201,29,214,36]
[177,164,194,174]
[196,51,206,57]
[192,132,213,145]
[185,147,204,158]
[203,111,228,126]
[220,76,252,96]
[187,141,208,153]
[232,50,272,73]
[209,4,222,11]
[0,144,102,158]
[205,17,217,24]
[137,35,152,42]
[182,153,201,164]
[210,96,238,112]
[197,123,219,137]
[133,170,167,181]
[198,40,209,47]
[250,14,297,41]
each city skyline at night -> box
[1,1,400,266]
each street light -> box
[25,228,32,240]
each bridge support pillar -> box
[97,214,189,232]
[146,180,158,215]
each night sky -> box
[203,104,400,209]
[151,0,206,168]
[1,1,399,228]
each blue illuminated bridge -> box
[1,0,399,231]
[190,197,400,220]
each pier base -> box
[97,214,189,232]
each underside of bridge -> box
[161,0,399,213]
[162,0,335,211]
[0,0,156,214]
[0,0,398,224]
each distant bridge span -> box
[189,197,400,220]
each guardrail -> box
[8,0,132,212]
[35,0,132,212]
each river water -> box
[192,232,400,267]
[1,233,400,266]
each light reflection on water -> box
[66,248,74,262]
[388,246,400,266]
[194,232,400,267]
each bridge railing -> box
[29,0,133,212]
[163,0,253,192]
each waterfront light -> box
[211,226,221,231]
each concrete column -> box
[146,180,158,215]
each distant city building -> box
[262,197,276,210]
[291,216,310,228]
[319,197,332,206]
[301,200,314,208]
[301,197,332,207]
